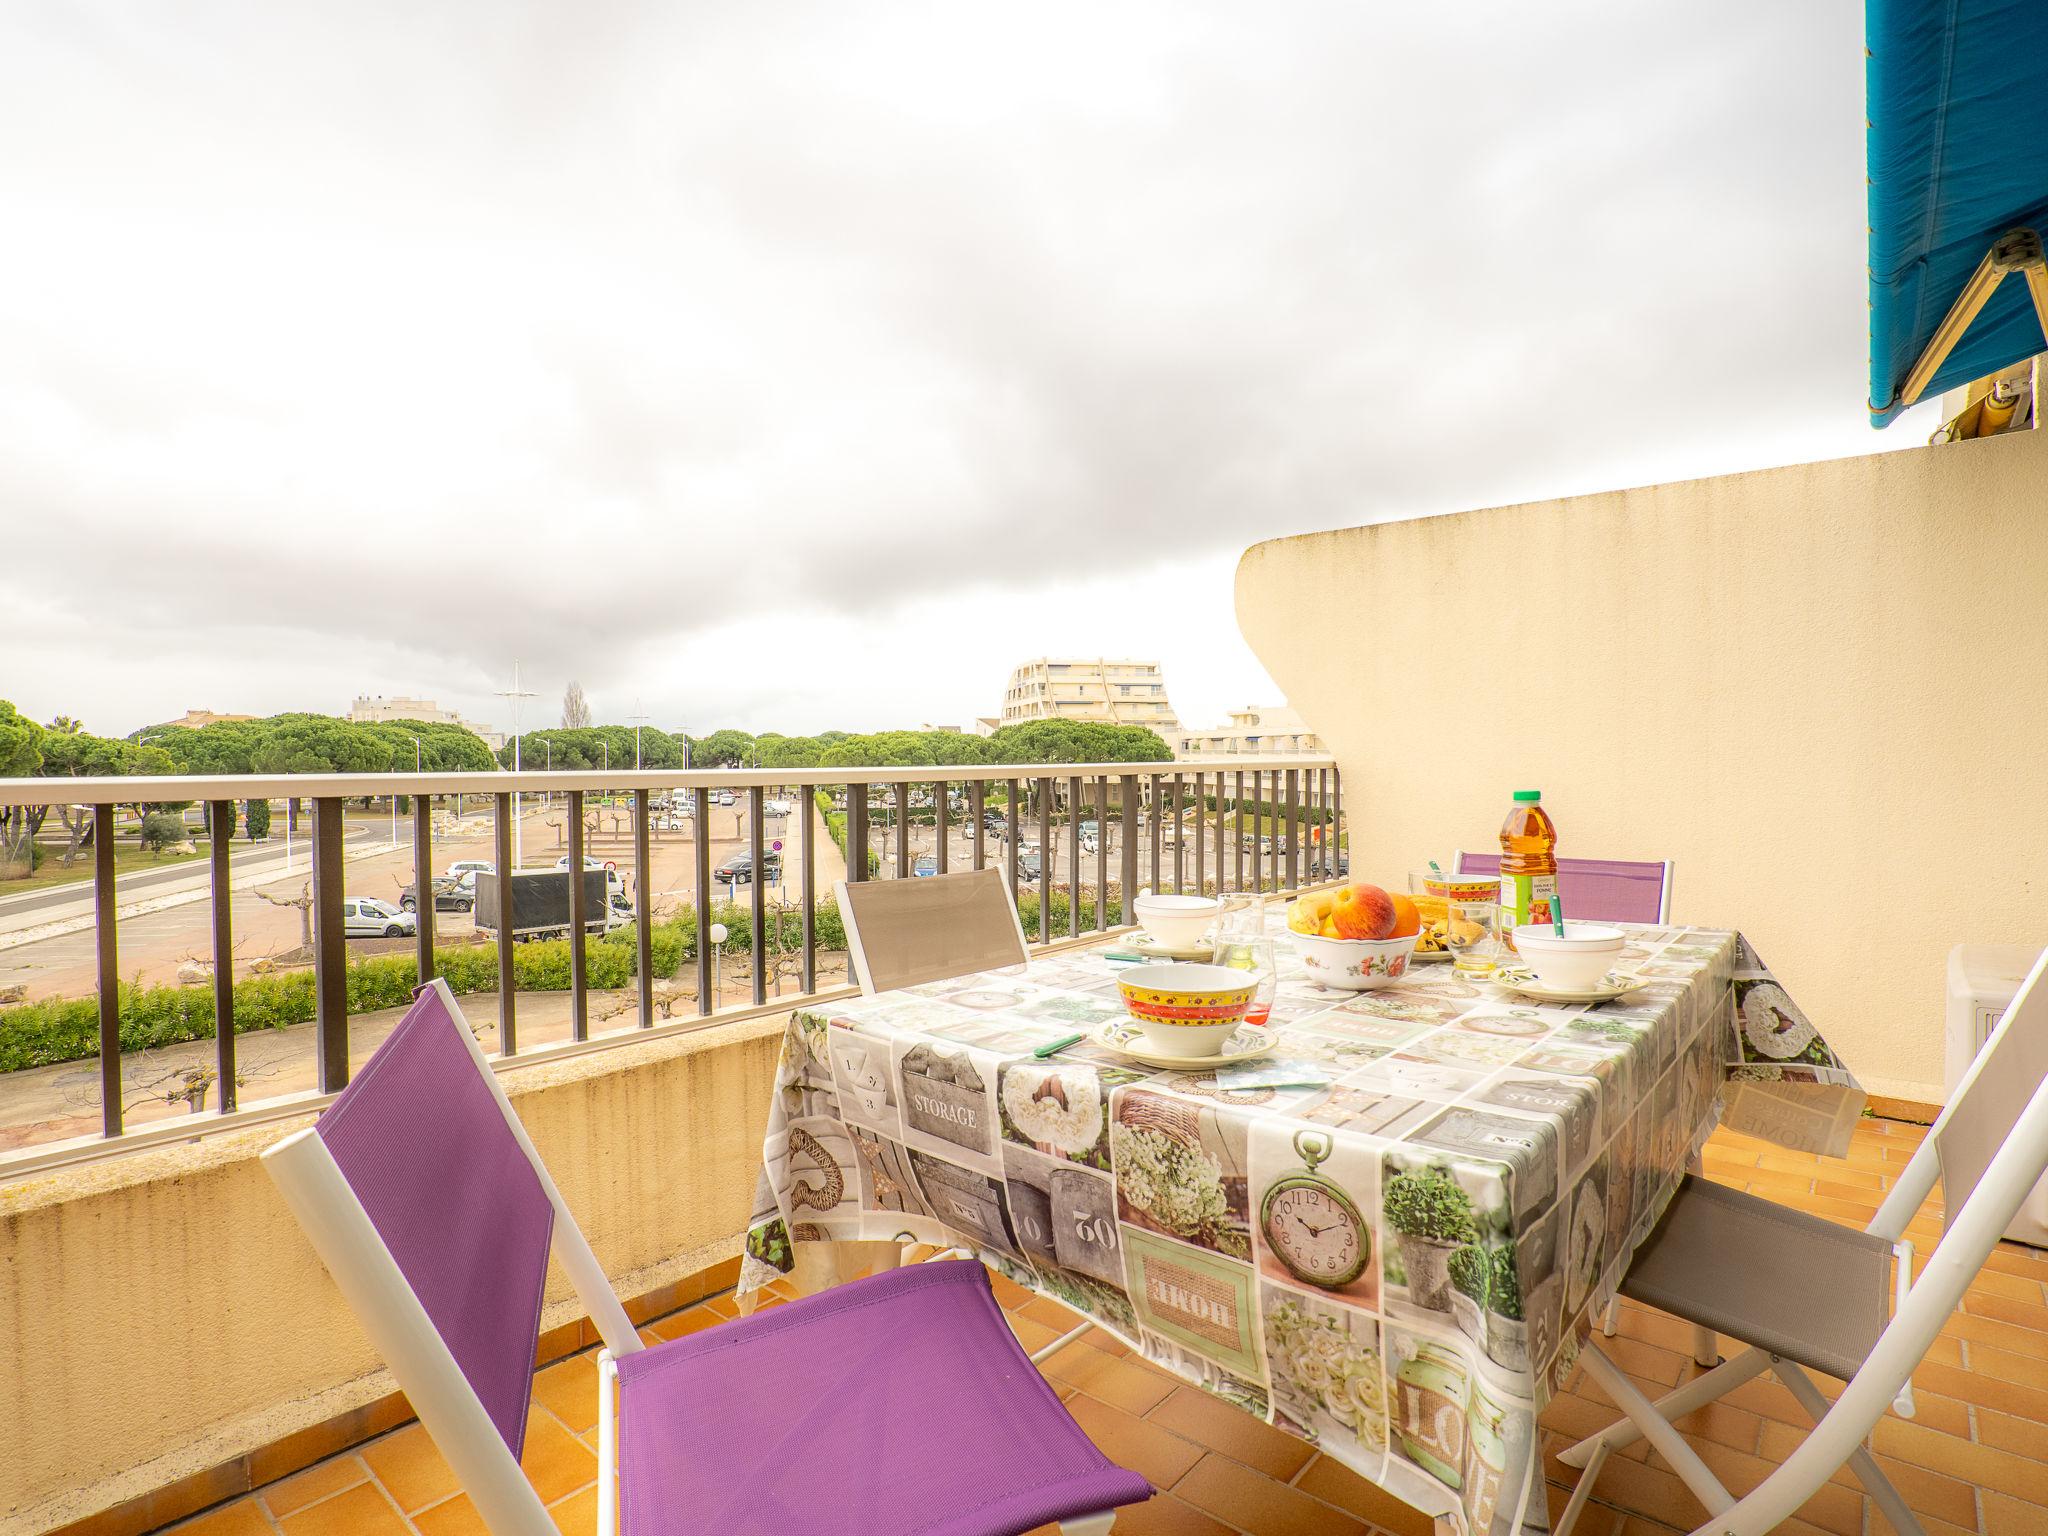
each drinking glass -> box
[1216,889,1269,942]
[1213,934,1278,1026]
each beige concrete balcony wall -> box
[1236,427,2048,1104]
[0,1015,784,1534]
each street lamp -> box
[393,735,421,850]
[630,698,651,770]
[496,662,539,871]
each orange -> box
[1387,893,1421,938]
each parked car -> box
[398,875,473,913]
[344,898,416,939]
[713,849,782,886]
[443,859,494,892]
[711,789,736,807]
[912,854,939,878]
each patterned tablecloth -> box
[739,911,1863,1535]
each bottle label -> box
[1499,873,1557,946]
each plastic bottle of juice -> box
[1499,790,1558,949]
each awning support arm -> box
[1898,228,2048,409]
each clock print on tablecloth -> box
[1261,1128,1371,1289]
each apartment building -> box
[1175,702,1324,757]
[347,694,506,751]
[997,658,1181,732]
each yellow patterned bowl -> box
[1116,963,1257,1058]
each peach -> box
[1331,883,1397,940]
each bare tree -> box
[562,681,592,729]
[254,880,315,951]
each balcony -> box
[0,755,1345,1532]
[7,445,2048,1536]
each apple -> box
[1330,882,1397,940]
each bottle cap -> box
[1512,790,1542,802]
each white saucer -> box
[1093,1020,1278,1069]
[1125,933,1217,961]
[1489,967,1650,1004]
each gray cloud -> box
[0,0,1917,734]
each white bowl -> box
[1293,931,1420,991]
[1116,962,1256,1057]
[1512,922,1625,990]
[1132,893,1221,950]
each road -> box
[0,794,850,1006]
[0,821,385,929]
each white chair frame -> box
[265,979,1122,1536]
[835,865,1031,995]
[1552,948,2048,1536]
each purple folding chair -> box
[1452,851,1674,924]
[264,979,1150,1536]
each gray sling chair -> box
[836,866,1030,994]
[1553,946,2048,1536]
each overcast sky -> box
[0,1,1937,743]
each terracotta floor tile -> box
[1082,1357,1179,1417]
[547,1486,598,1536]
[1294,1454,1436,1536]
[1969,1340,2048,1393]
[1005,1312,1063,1356]
[699,1256,741,1291]
[410,1495,490,1536]
[1982,1403,2048,1461]
[1982,1490,2048,1536]
[518,1412,598,1506]
[125,1119,2048,1536]
[1874,1415,2048,1506]
[1962,1265,2048,1304]
[648,1305,724,1342]
[1946,1311,2048,1361]
[1146,1386,1314,1482]
[1064,1392,1204,1489]
[258,1458,366,1521]
[1097,1491,1238,1536]
[1173,1453,1366,1536]
[1040,1338,1115,1387]
[275,1483,409,1536]
[358,1424,460,1515]
[1969,1292,2048,1336]
[531,1353,602,1435]
[1916,1357,2048,1420]
[161,1504,273,1536]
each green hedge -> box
[1,874,1153,1073]
[814,788,881,876]
[0,901,850,1073]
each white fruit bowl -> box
[1293,931,1420,991]
[1512,922,1625,990]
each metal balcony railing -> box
[0,756,1339,1172]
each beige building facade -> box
[347,694,505,751]
[1176,703,1324,757]
[998,657,1181,732]
[1235,425,2048,1107]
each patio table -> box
[739,910,1863,1535]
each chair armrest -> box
[1890,1240,1916,1420]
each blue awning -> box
[1866,0,2048,425]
